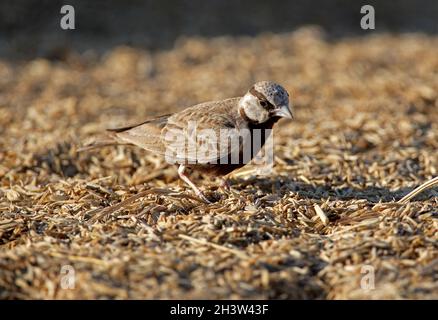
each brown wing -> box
[111,114,171,154]
[111,98,247,164]
[161,98,249,164]
[106,114,171,133]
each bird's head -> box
[239,81,293,124]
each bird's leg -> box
[219,177,231,190]
[178,165,211,203]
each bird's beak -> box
[274,105,294,119]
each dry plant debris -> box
[0,28,437,299]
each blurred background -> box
[1,0,438,59]
[1,0,437,300]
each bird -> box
[80,81,294,203]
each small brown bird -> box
[80,81,293,202]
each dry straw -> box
[1,29,437,299]
[397,176,438,204]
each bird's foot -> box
[196,190,212,204]
[219,178,231,191]
[178,164,212,204]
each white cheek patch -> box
[249,105,269,123]
[241,94,269,123]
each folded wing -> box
[112,98,247,165]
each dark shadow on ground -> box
[231,175,437,203]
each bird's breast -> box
[186,116,280,176]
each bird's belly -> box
[182,118,279,176]
[186,129,272,176]
[190,162,246,176]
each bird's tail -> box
[77,131,128,152]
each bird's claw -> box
[196,191,212,204]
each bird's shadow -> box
[228,175,435,203]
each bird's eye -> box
[260,101,268,107]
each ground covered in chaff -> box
[0,28,437,299]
